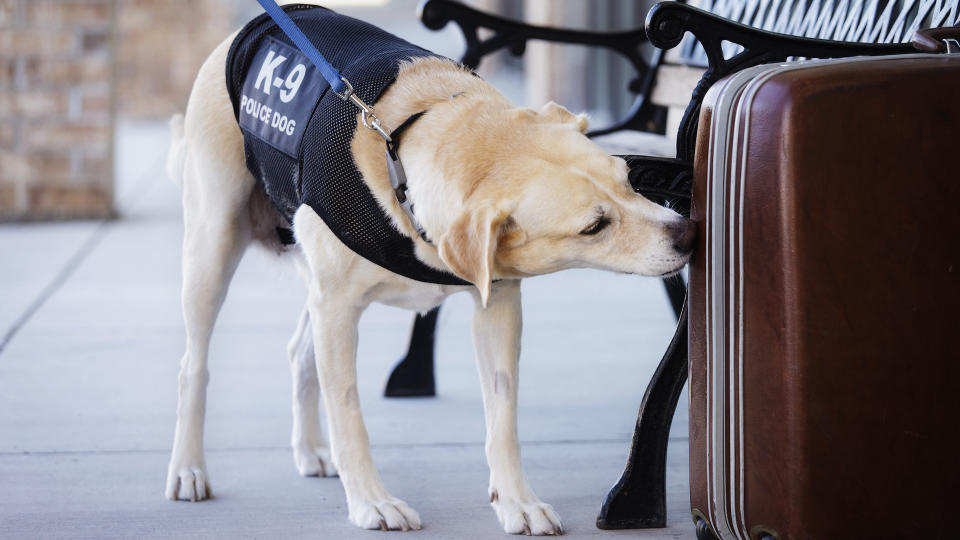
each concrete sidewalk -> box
[0,121,693,539]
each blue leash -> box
[254,0,393,141]
[254,0,346,94]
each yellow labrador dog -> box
[165,13,694,536]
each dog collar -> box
[385,111,430,242]
[384,93,466,245]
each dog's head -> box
[435,102,695,306]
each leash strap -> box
[254,0,346,94]
[254,0,392,140]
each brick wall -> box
[0,0,114,221]
[0,0,233,221]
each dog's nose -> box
[667,217,697,254]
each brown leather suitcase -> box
[688,54,960,540]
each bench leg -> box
[596,290,688,529]
[663,275,686,320]
[695,516,721,540]
[384,306,440,397]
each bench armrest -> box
[419,0,667,136]
[645,2,917,161]
[618,155,692,217]
[647,2,914,70]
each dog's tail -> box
[166,113,186,189]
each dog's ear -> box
[538,101,588,133]
[438,205,510,308]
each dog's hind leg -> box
[166,179,250,501]
[472,280,563,536]
[288,302,336,477]
[166,37,254,501]
[165,160,251,502]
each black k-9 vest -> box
[226,4,468,285]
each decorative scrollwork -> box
[645,2,922,161]
[617,155,693,217]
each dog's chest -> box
[372,280,463,313]
[225,5,467,287]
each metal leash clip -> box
[336,77,393,142]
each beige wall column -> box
[524,0,589,110]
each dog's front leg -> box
[288,304,335,477]
[307,288,421,531]
[472,280,563,535]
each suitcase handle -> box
[913,27,960,53]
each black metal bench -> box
[386,0,960,532]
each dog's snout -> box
[667,217,697,254]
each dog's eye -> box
[580,217,610,236]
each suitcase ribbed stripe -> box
[705,63,789,540]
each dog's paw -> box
[490,491,562,535]
[165,464,212,502]
[349,497,422,531]
[293,444,337,477]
